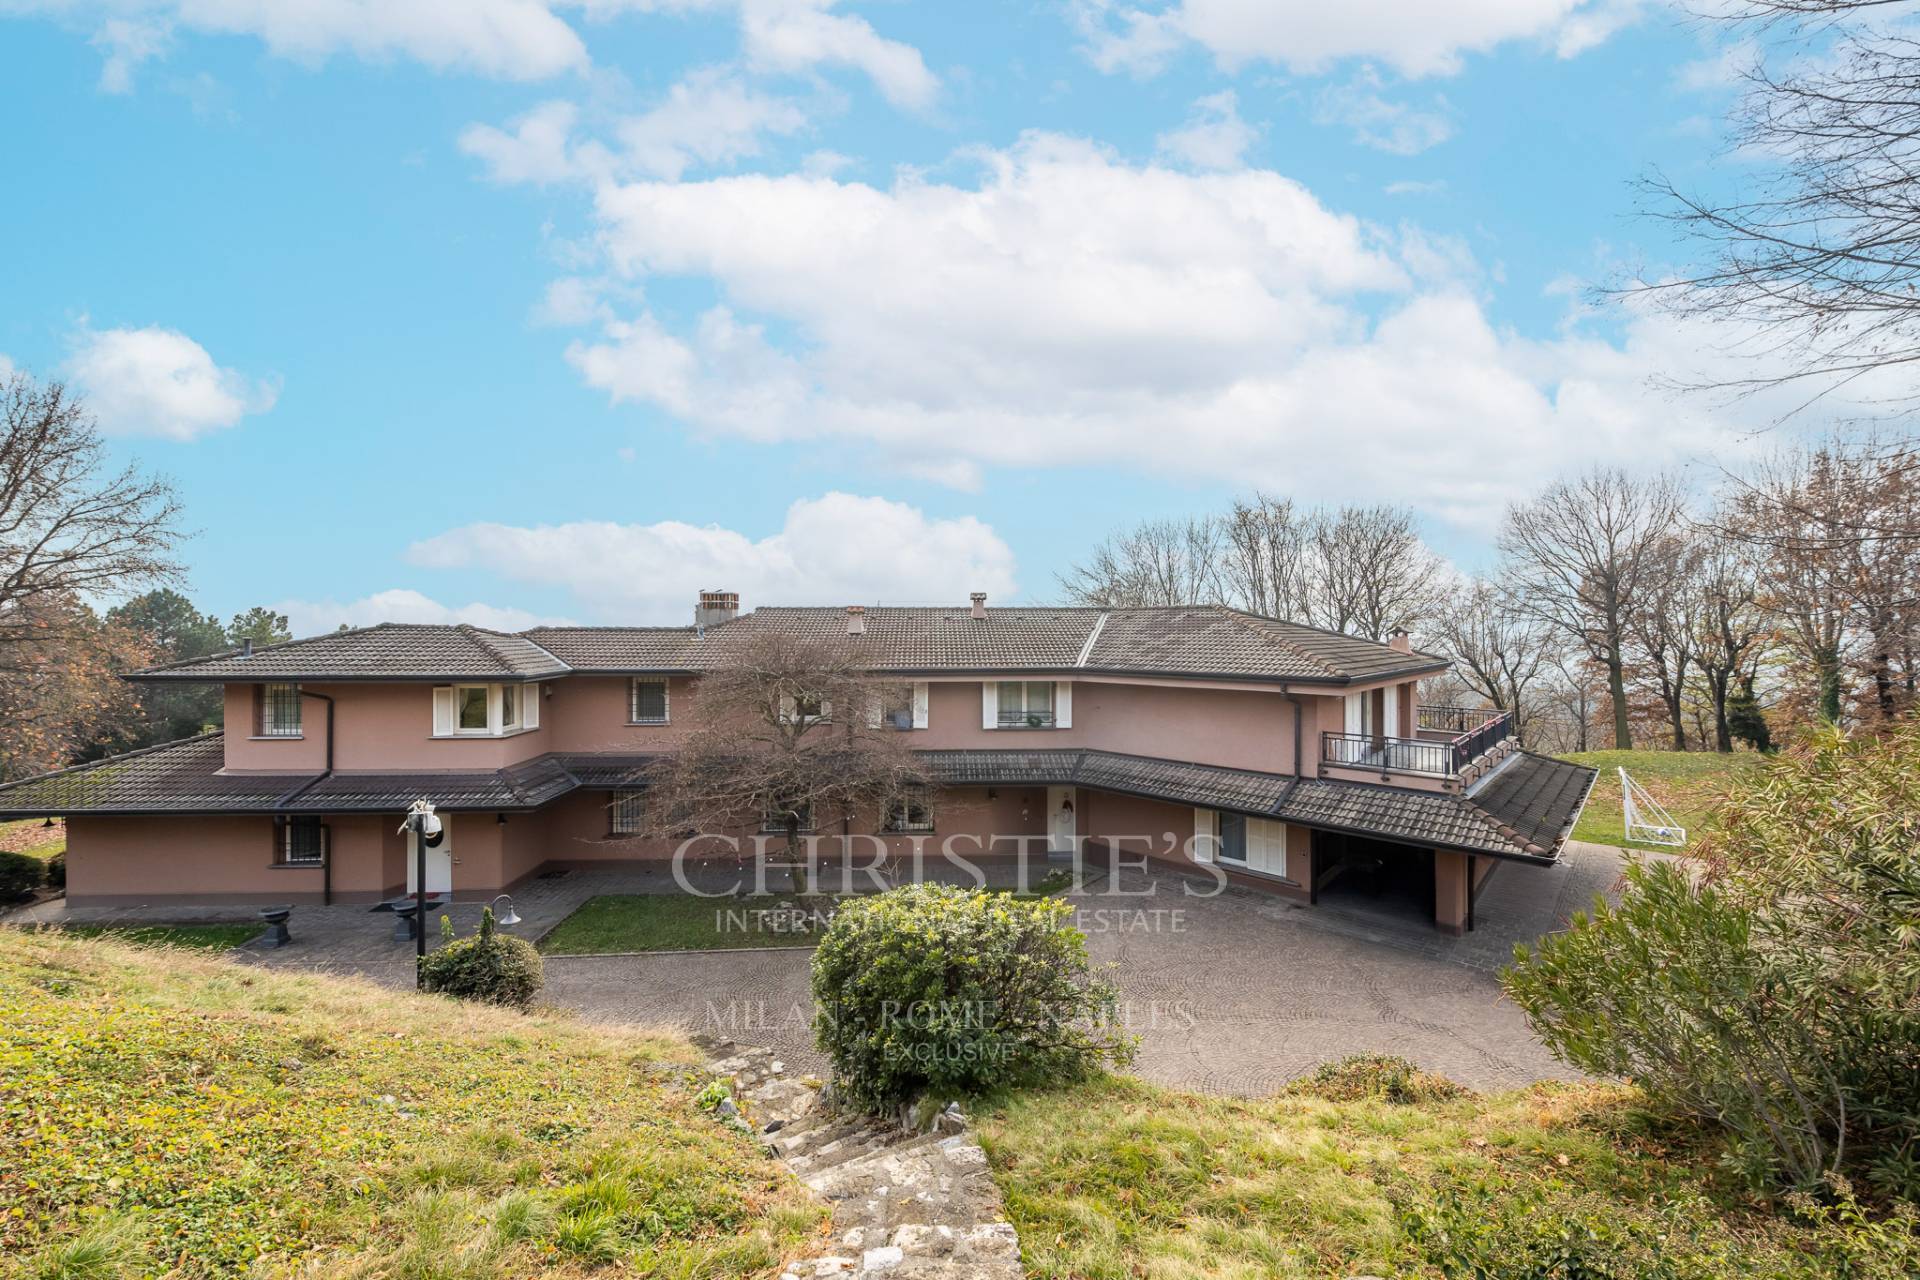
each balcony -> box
[1321,705,1515,784]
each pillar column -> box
[1433,849,1468,936]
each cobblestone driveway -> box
[548,843,1628,1094]
[16,843,1627,1096]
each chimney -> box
[1388,629,1412,654]
[969,592,988,621]
[845,604,867,636]
[695,590,740,632]
[242,638,253,659]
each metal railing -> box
[1323,706,1514,778]
[997,710,1056,728]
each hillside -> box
[1559,748,1766,851]
[978,1069,1919,1279]
[0,930,821,1279]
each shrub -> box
[1287,1053,1468,1105]
[810,883,1134,1111]
[418,908,543,1010]
[0,849,44,901]
[1506,725,1920,1197]
[44,851,65,891]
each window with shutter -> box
[995,681,1056,728]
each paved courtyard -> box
[6,842,1631,1095]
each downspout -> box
[1282,685,1310,902]
[301,690,335,905]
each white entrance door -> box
[1047,786,1077,855]
[407,814,454,894]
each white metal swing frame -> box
[1619,767,1686,847]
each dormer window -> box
[256,684,302,738]
[433,683,541,737]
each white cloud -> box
[1314,69,1453,155]
[575,0,936,109]
[545,132,1830,531]
[406,492,1017,622]
[65,323,276,441]
[274,588,569,638]
[9,0,588,88]
[1154,90,1257,170]
[1383,178,1445,197]
[461,70,807,186]
[1076,0,1649,80]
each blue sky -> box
[0,1,1782,631]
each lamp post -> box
[399,800,441,987]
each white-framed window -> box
[1214,811,1288,878]
[433,683,541,737]
[630,678,669,724]
[882,788,934,834]
[456,684,490,732]
[779,691,831,724]
[257,683,302,737]
[608,791,645,836]
[997,681,1055,728]
[278,817,327,865]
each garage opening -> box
[1309,831,1435,926]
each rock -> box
[771,1060,785,1074]
[890,1224,954,1256]
[811,1258,858,1276]
[860,1245,904,1272]
[764,1119,786,1134]
[279,1057,305,1071]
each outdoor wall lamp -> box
[489,894,522,928]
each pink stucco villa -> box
[0,591,1595,935]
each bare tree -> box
[1628,532,1706,751]
[1500,468,1688,750]
[1064,496,1446,640]
[1219,493,1313,620]
[1056,515,1226,607]
[1637,3,1920,414]
[1310,504,1447,640]
[1690,525,1774,751]
[0,375,183,660]
[637,631,931,877]
[1431,575,1558,741]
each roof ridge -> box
[1073,612,1110,667]
[0,730,225,795]
[1207,604,1341,679]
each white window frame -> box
[629,678,670,725]
[433,682,541,738]
[992,680,1070,729]
[258,683,303,738]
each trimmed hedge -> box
[810,884,1134,1111]
[418,908,544,1010]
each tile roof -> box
[132,605,1444,686]
[521,628,699,671]
[923,747,1595,863]
[0,737,1594,862]
[0,734,302,814]
[134,624,570,682]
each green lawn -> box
[538,893,833,955]
[1557,749,1767,852]
[0,818,65,861]
[53,923,264,951]
[977,1069,1916,1279]
[0,929,822,1278]
[540,873,1077,955]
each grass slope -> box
[0,817,65,860]
[978,1073,1918,1279]
[1559,749,1766,851]
[0,931,821,1279]
[54,923,264,951]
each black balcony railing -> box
[1323,706,1514,778]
